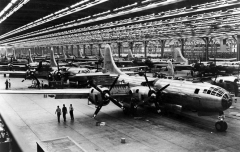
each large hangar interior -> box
[1,0,240,152]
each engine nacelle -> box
[88,87,111,106]
[8,63,13,70]
[26,70,35,78]
[129,86,156,103]
[48,71,63,81]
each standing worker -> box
[69,104,74,120]
[55,106,61,123]
[62,104,68,122]
[41,80,44,89]
[5,79,8,90]
[8,79,11,89]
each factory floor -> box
[1,75,240,152]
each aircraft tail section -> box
[167,60,174,76]
[99,48,104,58]
[29,49,34,63]
[78,49,83,58]
[171,47,188,65]
[62,49,67,61]
[103,44,126,75]
[128,49,134,60]
[50,47,57,67]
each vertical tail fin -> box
[50,47,57,67]
[29,49,34,63]
[103,44,126,75]
[128,49,134,60]
[61,49,67,61]
[171,47,188,65]
[99,48,104,58]
[78,49,83,58]
[167,60,175,77]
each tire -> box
[215,121,228,132]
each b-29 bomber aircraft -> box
[0,44,233,132]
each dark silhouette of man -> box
[55,106,61,123]
[5,79,8,90]
[62,104,68,122]
[69,104,74,120]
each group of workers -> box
[55,104,74,123]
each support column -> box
[56,46,60,55]
[220,38,227,52]
[237,35,240,61]
[202,37,210,61]
[70,45,73,55]
[98,44,102,58]
[83,44,86,56]
[65,45,69,56]
[117,42,122,58]
[143,41,148,58]
[59,46,63,55]
[159,40,166,58]
[76,45,80,57]
[89,44,93,56]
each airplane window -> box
[203,89,207,93]
[211,91,216,95]
[207,90,211,94]
[194,88,200,94]
[216,93,222,97]
[209,87,214,90]
[218,90,224,95]
[223,94,229,100]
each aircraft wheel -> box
[215,121,228,132]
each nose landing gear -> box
[215,112,227,132]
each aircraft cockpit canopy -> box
[202,87,229,98]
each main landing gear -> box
[215,112,228,132]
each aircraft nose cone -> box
[222,98,232,110]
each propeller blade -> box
[109,75,120,92]
[143,73,151,90]
[93,106,102,118]
[88,80,103,94]
[109,97,124,109]
[56,60,59,71]
[159,84,170,92]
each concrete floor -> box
[1,75,240,151]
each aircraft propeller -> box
[88,75,124,118]
[137,70,169,112]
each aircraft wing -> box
[0,71,27,74]
[120,66,147,70]
[174,65,193,71]
[0,89,88,94]
[153,64,168,68]
[122,71,139,75]
[69,73,110,78]
[0,65,26,68]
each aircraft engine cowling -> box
[26,70,35,78]
[88,87,111,106]
[129,87,156,103]
[48,72,53,81]
[8,63,13,70]
[48,71,63,81]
